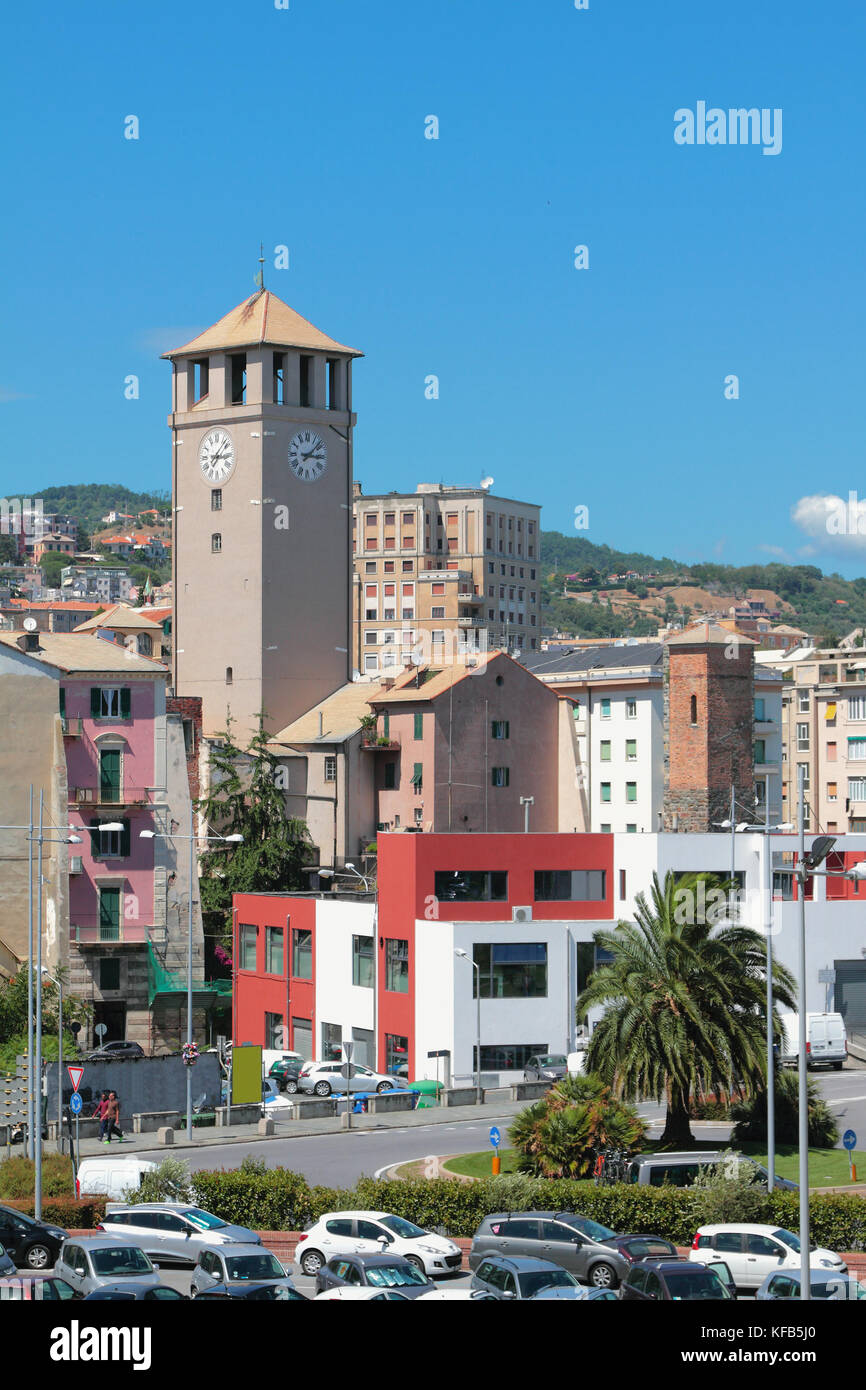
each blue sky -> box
[2,1,865,575]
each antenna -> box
[255,242,265,291]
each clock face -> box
[199,429,235,484]
[288,430,327,483]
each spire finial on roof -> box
[254,242,265,292]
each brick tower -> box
[662,623,756,832]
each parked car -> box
[531,1286,619,1301]
[0,1273,77,1300]
[55,1237,163,1297]
[100,1202,261,1265]
[620,1258,734,1301]
[603,1233,679,1265]
[194,1282,309,1301]
[85,1041,145,1061]
[297,1211,462,1278]
[523,1054,569,1083]
[0,1204,67,1270]
[261,1078,295,1111]
[191,1244,297,1297]
[779,1012,848,1069]
[83,1284,188,1301]
[414,1289,499,1301]
[268,1057,304,1093]
[76,1156,158,1201]
[262,1049,305,1077]
[469,1212,628,1288]
[0,1241,16,1276]
[297,1061,400,1096]
[315,1287,413,1301]
[690,1225,846,1291]
[756,1268,866,1300]
[314,1253,436,1299]
[624,1150,796,1191]
[471,1255,583,1300]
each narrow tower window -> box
[299,354,312,407]
[230,353,247,405]
[193,358,209,402]
[273,352,286,405]
[211,533,222,553]
[327,358,339,410]
[690,694,698,725]
[226,667,233,685]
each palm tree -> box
[577,871,797,1148]
[509,1074,646,1178]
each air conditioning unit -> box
[69,857,82,875]
[75,788,94,803]
[512,905,533,923]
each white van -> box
[75,1156,158,1201]
[779,1012,847,1070]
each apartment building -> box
[352,482,541,674]
[776,647,866,834]
[0,599,102,634]
[61,564,133,604]
[72,604,169,661]
[524,626,784,832]
[233,827,866,1083]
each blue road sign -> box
[69,1093,83,1117]
[489,1126,501,1148]
[843,1129,857,1151]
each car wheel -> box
[833,1062,844,1071]
[589,1262,618,1289]
[285,1080,299,1094]
[300,1249,325,1276]
[376,1081,393,1093]
[25,1243,51,1270]
[314,1081,332,1097]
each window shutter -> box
[414,712,423,740]
[412,762,423,787]
[120,687,131,719]
[59,687,66,717]
[120,818,131,858]
[504,722,510,739]
[90,688,101,717]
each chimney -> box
[318,711,323,737]
[17,632,41,653]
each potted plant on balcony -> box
[358,713,378,746]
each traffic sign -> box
[94,1023,107,1039]
[67,1066,84,1093]
[489,1126,501,1148]
[69,1093,83,1117]
[843,1129,857,1151]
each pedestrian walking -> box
[105,1090,125,1143]
[93,1091,111,1143]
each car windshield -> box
[226,1254,285,1282]
[365,1265,428,1288]
[91,1248,153,1276]
[246,1285,307,1300]
[772,1229,800,1252]
[379,1216,427,1239]
[539,1056,567,1067]
[182,1209,227,1232]
[560,1215,616,1242]
[666,1270,732,1300]
[522,1270,578,1297]
[625,1239,676,1258]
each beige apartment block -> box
[164,289,362,740]
[777,648,866,835]
[352,483,541,677]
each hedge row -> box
[188,1169,866,1251]
[3,1197,107,1228]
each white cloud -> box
[791,493,866,552]
[758,543,791,560]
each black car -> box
[0,1205,67,1270]
[193,1282,309,1301]
[86,1041,145,1061]
[84,1284,188,1301]
[315,1253,436,1300]
[620,1259,734,1302]
[604,1233,679,1265]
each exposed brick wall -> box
[167,695,203,803]
[663,641,755,833]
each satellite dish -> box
[23,617,38,632]
[480,476,494,490]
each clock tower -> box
[164,289,362,739]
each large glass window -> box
[473,1043,546,1071]
[473,943,547,998]
[265,927,284,976]
[434,870,508,902]
[849,695,866,721]
[352,935,374,988]
[292,928,312,979]
[385,1033,408,1075]
[535,870,606,901]
[239,924,257,971]
[264,1012,284,1049]
[321,1022,342,1060]
[385,939,409,993]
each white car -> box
[690,1224,846,1291]
[296,1212,463,1278]
[315,1287,412,1301]
[297,1061,401,1097]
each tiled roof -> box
[270,680,388,746]
[0,630,168,674]
[162,289,363,359]
[73,604,164,632]
[666,621,756,647]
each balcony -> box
[457,616,486,628]
[753,718,779,733]
[71,918,148,946]
[61,717,83,737]
[69,786,155,808]
[361,734,401,752]
[457,590,484,605]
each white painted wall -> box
[313,898,375,1056]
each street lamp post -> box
[796,764,810,1300]
[140,817,242,1141]
[519,796,534,833]
[455,949,481,1105]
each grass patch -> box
[440,1149,521,1180]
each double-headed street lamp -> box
[140,809,242,1141]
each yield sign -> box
[67,1066,84,1094]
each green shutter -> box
[120,687,131,719]
[59,687,66,717]
[91,688,101,717]
[383,712,389,739]
[414,712,423,740]
[412,762,423,787]
[504,721,509,739]
[120,818,131,858]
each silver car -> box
[297,1061,401,1097]
[55,1237,163,1297]
[523,1054,569,1083]
[191,1244,297,1297]
[100,1203,261,1266]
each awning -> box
[825,703,837,719]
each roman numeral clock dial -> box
[288,430,327,483]
[198,429,236,483]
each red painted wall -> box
[233,894,316,1051]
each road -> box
[131,1069,866,1186]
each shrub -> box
[0,1154,75,1200]
[685,1153,775,1227]
[127,1156,193,1205]
[509,1074,646,1178]
[730,1070,839,1148]
[4,1197,106,1229]
[192,1166,314,1230]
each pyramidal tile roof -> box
[162,290,363,359]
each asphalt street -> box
[131,1068,866,1187]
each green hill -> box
[18,484,170,539]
